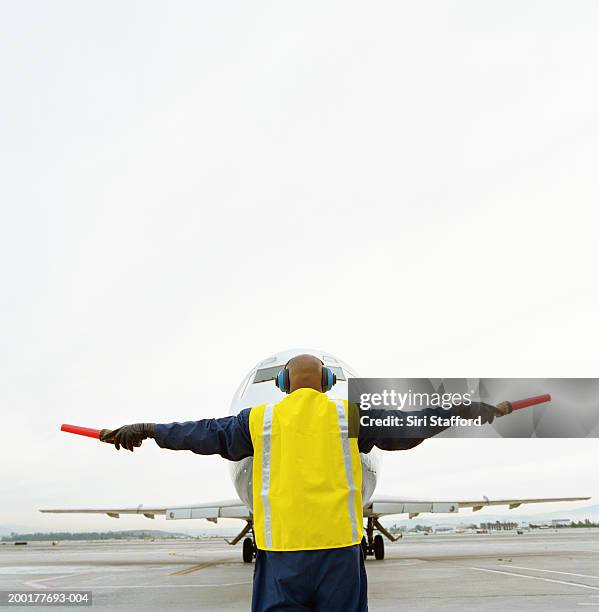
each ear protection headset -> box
[275,359,337,394]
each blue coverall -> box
[154,403,474,611]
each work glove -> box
[463,401,502,425]
[100,423,156,451]
[495,401,513,416]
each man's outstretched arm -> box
[101,408,254,461]
[357,401,502,453]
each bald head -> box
[286,354,324,393]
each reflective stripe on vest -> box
[335,399,359,542]
[249,389,363,551]
[260,403,275,549]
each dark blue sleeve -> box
[357,402,491,453]
[153,408,253,461]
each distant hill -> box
[381,504,599,529]
[0,529,192,542]
[536,504,599,521]
[0,525,36,537]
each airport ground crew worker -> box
[104,355,502,611]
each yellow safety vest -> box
[249,388,363,551]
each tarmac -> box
[1,529,598,610]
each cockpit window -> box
[253,365,346,384]
[253,366,283,384]
[329,367,346,381]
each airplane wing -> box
[40,499,251,522]
[364,495,591,518]
[41,494,591,522]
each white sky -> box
[1,1,598,532]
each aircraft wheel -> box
[361,536,368,559]
[373,534,385,560]
[242,537,254,563]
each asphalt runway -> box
[1,529,598,610]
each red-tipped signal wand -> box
[496,393,551,416]
[510,393,551,411]
[60,424,112,441]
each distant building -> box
[479,521,519,531]
[551,519,571,527]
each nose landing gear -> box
[242,536,256,563]
[225,520,257,563]
[361,517,401,560]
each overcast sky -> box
[1,1,598,533]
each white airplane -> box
[41,348,590,562]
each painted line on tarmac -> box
[24,571,94,590]
[170,558,236,576]
[502,565,599,580]
[470,567,599,591]
[37,582,253,589]
[171,562,219,576]
[370,559,426,566]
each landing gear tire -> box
[242,537,255,563]
[373,534,385,560]
[361,536,368,559]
